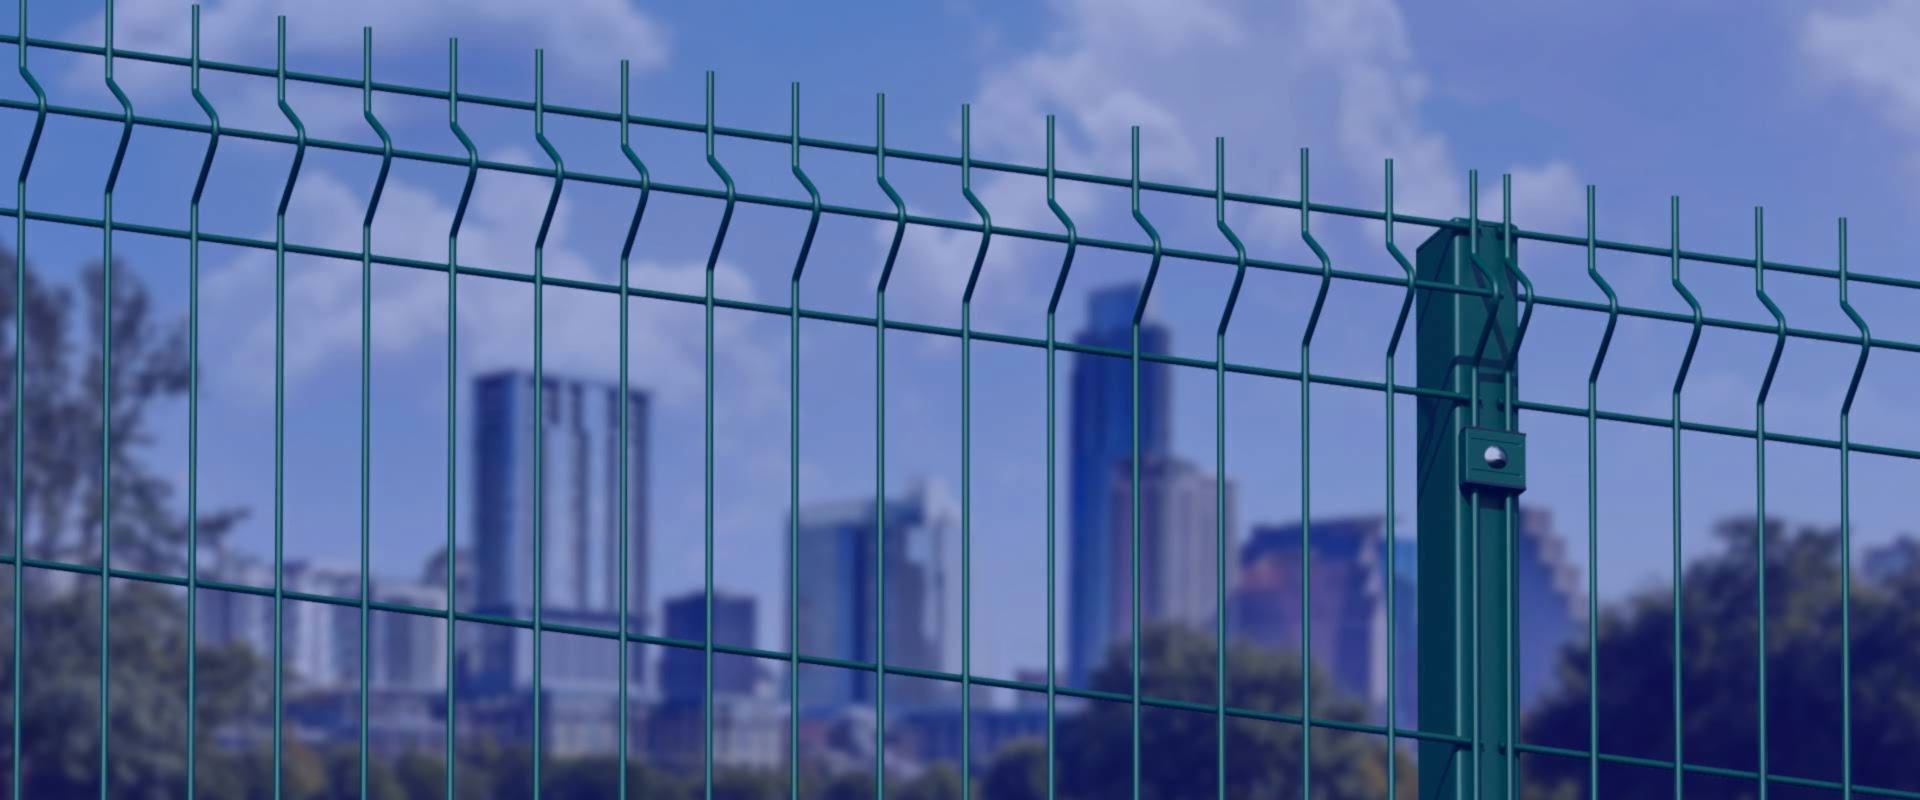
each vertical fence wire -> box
[446,37,477,800]
[1465,169,1484,797]
[97,0,133,793]
[1297,148,1334,798]
[531,48,566,798]
[272,17,307,799]
[358,30,393,797]
[617,57,651,800]
[700,70,735,800]
[1211,138,1247,800]
[786,81,821,800]
[5,1,31,793]
[185,8,216,795]
[1501,175,1516,800]
[959,104,992,797]
[1583,185,1619,800]
[1042,114,1075,800]
[5,0,23,757]
[1381,158,1417,800]
[1752,207,1786,800]
[1667,196,1702,800]
[1126,126,1163,800]
[872,92,906,800]
[1836,217,1868,800]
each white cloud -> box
[886,0,1580,324]
[203,168,771,411]
[73,0,669,87]
[1804,4,1920,147]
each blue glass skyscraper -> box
[1068,283,1171,687]
[467,370,649,750]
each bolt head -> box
[1483,445,1509,470]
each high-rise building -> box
[1231,508,1580,723]
[1068,283,1171,687]
[789,480,955,712]
[1105,454,1236,640]
[1232,516,1406,722]
[662,589,760,705]
[467,370,649,747]
[370,582,448,693]
[196,559,426,695]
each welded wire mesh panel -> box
[2,2,1919,800]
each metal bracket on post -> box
[1463,428,1526,494]
[1416,221,1521,800]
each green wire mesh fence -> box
[2,1,1916,799]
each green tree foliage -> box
[0,254,253,796]
[1040,623,1411,800]
[1524,518,1920,798]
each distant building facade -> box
[1106,453,1237,638]
[1069,283,1172,687]
[662,589,761,705]
[789,480,956,712]
[466,370,650,749]
[1231,509,1581,723]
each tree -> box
[1040,623,1411,800]
[0,252,256,796]
[1524,517,1920,798]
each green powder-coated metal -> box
[447,38,477,800]
[873,92,906,800]
[273,17,306,799]
[185,10,217,796]
[1584,185,1618,800]
[10,9,1920,798]
[960,104,992,797]
[358,31,392,799]
[1212,139,1246,800]
[9,0,34,781]
[535,50,568,797]
[1836,218,1869,800]
[1126,126,1161,800]
[98,2,132,795]
[1668,195,1703,800]
[1298,147,1334,800]
[1416,170,1523,800]
[617,56,649,800]
[1042,115,1075,800]
[787,81,820,800]
[1752,207,1787,800]
[701,70,735,800]
[1381,159,1416,800]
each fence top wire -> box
[3,28,1917,469]
[8,32,1918,290]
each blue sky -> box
[5,0,1920,686]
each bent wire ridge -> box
[6,29,1897,294]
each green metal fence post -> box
[1417,215,1523,800]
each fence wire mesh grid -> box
[0,1,1917,799]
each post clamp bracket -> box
[1462,427,1526,494]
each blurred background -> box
[2,0,1918,797]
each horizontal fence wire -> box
[2,10,1913,800]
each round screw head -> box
[1483,445,1509,470]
